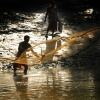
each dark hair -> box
[24,35,30,42]
[49,1,56,7]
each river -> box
[0,8,100,100]
[0,64,100,100]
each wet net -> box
[0,27,100,66]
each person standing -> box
[13,35,39,76]
[44,2,62,40]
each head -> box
[24,35,30,43]
[49,1,56,8]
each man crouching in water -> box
[13,35,39,76]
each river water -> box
[0,64,100,100]
[0,9,100,100]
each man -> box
[44,2,58,39]
[13,35,39,76]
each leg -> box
[23,64,28,75]
[45,34,48,40]
[52,30,54,39]
[45,29,49,40]
[13,63,19,76]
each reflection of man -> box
[13,35,39,76]
[13,75,29,100]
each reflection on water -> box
[0,64,99,100]
[14,75,29,100]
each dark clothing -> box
[46,7,58,32]
[17,41,31,57]
[13,41,31,76]
[45,5,62,40]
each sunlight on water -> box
[0,11,75,65]
[0,65,97,100]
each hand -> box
[41,54,45,61]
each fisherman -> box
[44,1,62,40]
[13,35,39,76]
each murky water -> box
[0,64,100,100]
[0,9,100,100]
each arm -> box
[29,47,40,58]
[16,43,23,57]
[44,9,48,22]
